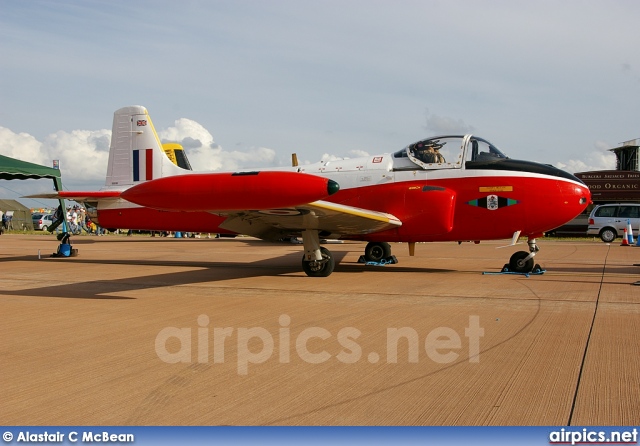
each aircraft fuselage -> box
[94,135,590,244]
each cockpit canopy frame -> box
[393,134,508,170]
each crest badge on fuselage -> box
[467,195,519,210]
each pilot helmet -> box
[426,140,443,150]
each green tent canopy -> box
[0,154,62,188]
[0,154,67,232]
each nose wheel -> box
[505,238,541,273]
[508,251,534,273]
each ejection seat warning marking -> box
[479,186,513,192]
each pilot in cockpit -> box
[420,145,437,163]
[414,140,445,164]
[433,144,445,163]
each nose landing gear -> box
[505,238,542,273]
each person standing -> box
[70,207,79,234]
[78,208,89,233]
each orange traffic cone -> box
[621,227,630,246]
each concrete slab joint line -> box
[567,244,609,426]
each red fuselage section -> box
[95,169,589,242]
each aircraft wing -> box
[217,200,402,240]
[24,191,122,201]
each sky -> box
[1,0,639,209]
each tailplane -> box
[105,106,191,189]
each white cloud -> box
[0,127,45,164]
[315,149,370,164]
[348,149,369,158]
[0,127,111,181]
[556,140,617,173]
[158,118,277,172]
[319,153,344,163]
[41,129,112,181]
[424,112,475,135]
[0,118,280,192]
[159,118,217,151]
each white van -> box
[587,203,640,242]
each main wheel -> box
[509,251,534,273]
[364,242,392,262]
[599,227,617,243]
[302,247,335,277]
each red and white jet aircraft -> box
[32,106,591,276]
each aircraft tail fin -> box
[105,106,190,188]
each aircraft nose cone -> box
[579,185,592,208]
[327,179,340,196]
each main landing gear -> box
[364,242,391,262]
[299,234,398,277]
[301,230,335,277]
[506,238,541,273]
[362,242,398,264]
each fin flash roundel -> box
[467,195,519,211]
